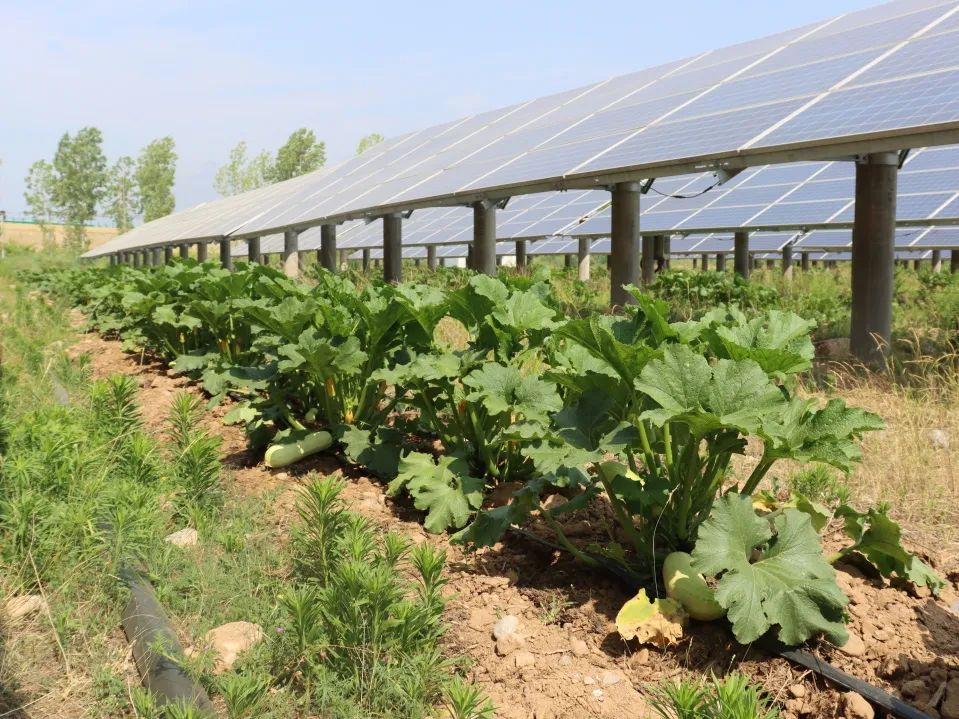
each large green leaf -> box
[463,363,562,423]
[835,504,944,594]
[692,494,848,646]
[711,310,816,379]
[388,452,485,533]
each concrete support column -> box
[472,201,496,276]
[196,241,208,262]
[766,259,775,270]
[700,253,709,271]
[150,247,160,266]
[320,224,337,272]
[283,229,300,278]
[653,235,666,273]
[142,250,152,267]
[610,182,641,307]
[851,152,897,365]
[133,251,142,268]
[415,258,422,268]
[734,231,750,279]
[716,253,726,271]
[641,235,656,286]
[109,254,117,266]
[427,245,437,270]
[663,236,672,270]
[783,244,794,280]
[362,248,371,272]
[812,259,819,268]
[177,243,187,259]
[753,257,761,270]
[913,259,922,271]
[515,240,527,270]
[692,258,698,269]
[164,245,174,264]
[801,251,810,272]
[466,244,474,270]
[219,239,233,270]
[383,213,403,283]
[576,238,591,281]
[248,237,261,264]
[932,250,942,273]
[951,249,959,273]
[564,254,574,269]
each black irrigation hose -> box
[119,565,216,714]
[507,527,932,719]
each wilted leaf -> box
[615,589,687,647]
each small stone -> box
[873,629,890,642]
[542,494,568,511]
[495,634,526,656]
[164,527,199,548]
[492,614,520,641]
[514,650,535,668]
[570,638,589,657]
[204,621,265,673]
[628,648,650,668]
[4,595,47,620]
[941,678,959,719]
[788,684,807,699]
[591,688,604,699]
[583,675,596,685]
[600,671,621,686]
[558,654,572,667]
[842,691,875,719]
[838,632,867,657]
[929,429,950,450]
[275,471,290,481]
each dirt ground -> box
[64,326,959,719]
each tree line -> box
[25,130,177,250]
[23,129,386,249]
[213,130,384,196]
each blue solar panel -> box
[744,200,849,225]
[913,227,959,246]
[899,168,959,193]
[854,29,959,86]
[757,69,959,147]
[783,178,852,203]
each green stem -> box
[537,504,599,567]
[596,471,647,557]
[740,455,775,496]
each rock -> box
[583,675,596,685]
[542,494,568,511]
[165,527,199,548]
[558,654,572,667]
[817,337,851,359]
[591,688,604,699]
[495,634,526,656]
[493,615,520,641]
[873,628,890,642]
[929,429,950,450]
[600,671,621,686]
[842,691,875,719]
[627,648,650,668]
[570,638,589,657]
[788,684,807,699]
[838,632,867,657]
[204,621,265,673]
[514,650,535,668]
[5,595,47,620]
[941,678,959,719]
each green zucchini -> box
[662,551,725,621]
[264,431,333,468]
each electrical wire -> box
[646,180,721,200]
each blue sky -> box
[0,0,877,221]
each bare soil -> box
[65,326,959,719]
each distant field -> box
[2,221,119,250]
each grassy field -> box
[1,221,119,252]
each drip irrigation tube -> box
[120,566,215,713]
[508,527,932,719]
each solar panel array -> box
[86,0,959,260]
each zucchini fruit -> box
[662,551,725,621]
[264,431,333,468]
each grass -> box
[0,247,491,718]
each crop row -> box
[29,259,944,648]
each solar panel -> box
[87,0,959,260]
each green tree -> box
[51,127,108,250]
[271,128,326,181]
[356,133,384,155]
[214,141,274,196]
[136,137,177,222]
[24,160,59,245]
[104,156,139,233]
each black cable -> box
[647,180,721,200]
